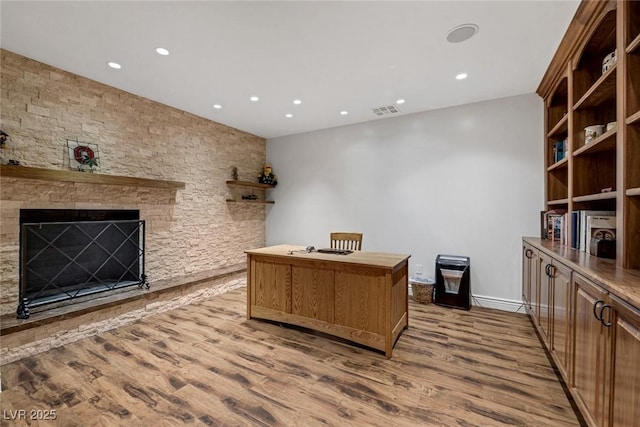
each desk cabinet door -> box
[252,260,291,313]
[292,266,334,323]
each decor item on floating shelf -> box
[606,121,616,132]
[242,194,258,200]
[67,139,100,172]
[257,163,277,186]
[584,125,604,144]
[0,130,8,149]
[602,49,617,74]
[231,166,238,181]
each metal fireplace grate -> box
[18,219,147,318]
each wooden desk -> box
[245,245,411,358]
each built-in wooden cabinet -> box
[609,295,640,426]
[538,252,554,345]
[550,260,572,381]
[522,243,539,322]
[572,273,611,427]
[526,249,573,382]
[539,0,639,269]
[523,238,640,427]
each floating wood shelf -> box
[226,199,274,204]
[0,165,185,189]
[226,180,275,189]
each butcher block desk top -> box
[245,244,410,271]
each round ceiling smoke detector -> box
[446,24,479,43]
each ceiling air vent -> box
[372,104,401,116]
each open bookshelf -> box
[539,0,639,269]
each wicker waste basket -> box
[410,276,435,304]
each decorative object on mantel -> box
[231,166,238,181]
[67,139,100,172]
[242,194,258,200]
[0,129,21,165]
[257,163,277,186]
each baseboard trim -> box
[471,294,526,313]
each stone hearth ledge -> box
[0,264,246,366]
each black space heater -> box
[434,255,471,310]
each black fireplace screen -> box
[18,210,146,317]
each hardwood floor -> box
[0,288,581,426]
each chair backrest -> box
[330,232,363,251]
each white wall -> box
[265,94,544,311]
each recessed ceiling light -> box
[213,104,222,109]
[285,113,293,118]
[340,111,349,116]
[293,99,302,105]
[447,24,479,43]
[155,47,170,56]
[456,73,468,80]
[396,99,406,104]
[250,96,259,102]
[107,62,121,69]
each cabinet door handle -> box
[599,304,612,327]
[593,300,605,321]
[545,264,551,277]
[548,265,556,278]
[525,249,532,259]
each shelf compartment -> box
[627,110,640,126]
[627,188,640,197]
[573,65,617,111]
[548,198,569,206]
[547,167,568,203]
[548,157,568,171]
[573,128,617,156]
[0,165,186,189]
[573,191,617,203]
[547,115,569,138]
[226,180,275,189]
[628,33,640,55]
[226,199,274,204]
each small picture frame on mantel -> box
[67,139,100,172]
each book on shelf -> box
[576,210,615,252]
[585,215,616,254]
[571,211,580,249]
[553,140,566,163]
[542,209,567,241]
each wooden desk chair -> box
[330,232,363,251]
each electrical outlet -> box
[416,264,423,276]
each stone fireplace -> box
[17,209,145,318]
[1,49,266,364]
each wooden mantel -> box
[0,165,185,189]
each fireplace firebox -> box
[18,209,147,319]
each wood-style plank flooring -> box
[0,288,581,426]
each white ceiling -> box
[1,1,579,140]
